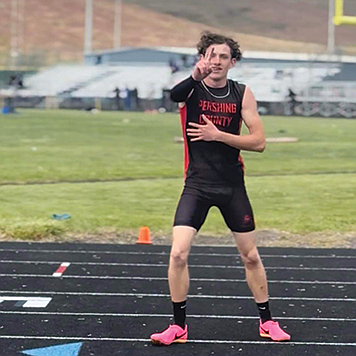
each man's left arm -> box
[186,86,266,152]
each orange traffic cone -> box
[137,226,151,244]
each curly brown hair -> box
[197,31,242,61]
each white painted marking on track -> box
[0,310,355,322]
[0,296,52,308]
[0,260,355,271]
[0,335,354,346]
[0,273,355,285]
[0,248,355,259]
[188,340,356,346]
[0,290,355,302]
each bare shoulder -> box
[242,86,257,109]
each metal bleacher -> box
[73,65,172,99]
[22,65,110,97]
[2,49,356,117]
[2,64,172,100]
[3,64,347,102]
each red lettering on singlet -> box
[198,100,237,114]
[199,114,233,127]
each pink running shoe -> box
[150,324,188,346]
[259,320,291,342]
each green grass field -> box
[0,109,355,241]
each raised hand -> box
[192,46,215,82]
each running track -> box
[0,242,355,356]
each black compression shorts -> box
[173,184,255,233]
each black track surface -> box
[0,242,355,356]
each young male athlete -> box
[150,32,291,345]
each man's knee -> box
[169,226,195,269]
[240,248,261,269]
[170,249,188,269]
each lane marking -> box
[0,260,355,271]
[0,297,52,308]
[1,310,355,322]
[1,273,355,285]
[22,342,82,356]
[0,290,355,302]
[52,262,70,277]
[0,335,355,346]
[0,248,355,259]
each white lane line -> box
[0,248,355,259]
[1,273,355,285]
[0,290,355,302]
[0,260,355,271]
[0,310,355,322]
[0,335,354,346]
[0,297,52,308]
[52,262,70,277]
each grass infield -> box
[0,109,355,241]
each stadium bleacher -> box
[6,62,341,101]
[1,48,356,117]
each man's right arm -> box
[170,46,215,103]
[170,76,199,103]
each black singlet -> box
[170,77,255,233]
[175,78,246,187]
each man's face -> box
[204,43,236,81]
